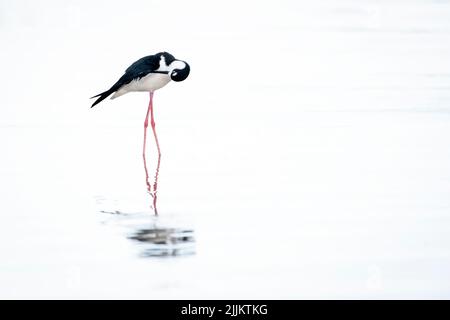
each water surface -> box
[1,0,450,299]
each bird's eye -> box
[172,72,178,76]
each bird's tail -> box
[90,89,114,108]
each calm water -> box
[1,0,450,298]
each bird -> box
[90,52,190,215]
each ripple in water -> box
[96,199,195,258]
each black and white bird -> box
[90,51,190,215]
[90,51,190,107]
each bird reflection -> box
[98,207,195,258]
[129,227,195,257]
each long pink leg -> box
[142,92,159,215]
[149,91,161,215]
[143,96,152,196]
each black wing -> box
[125,54,161,78]
[90,54,162,108]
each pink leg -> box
[142,92,159,215]
[149,91,161,215]
[143,96,152,195]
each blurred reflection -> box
[98,206,195,258]
[129,228,195,257]
[143,136,160,216]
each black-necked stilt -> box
[91,52,190,215]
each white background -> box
[1,0,450,298]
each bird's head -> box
[169,60,190,82]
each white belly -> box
[111,73,171,99]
